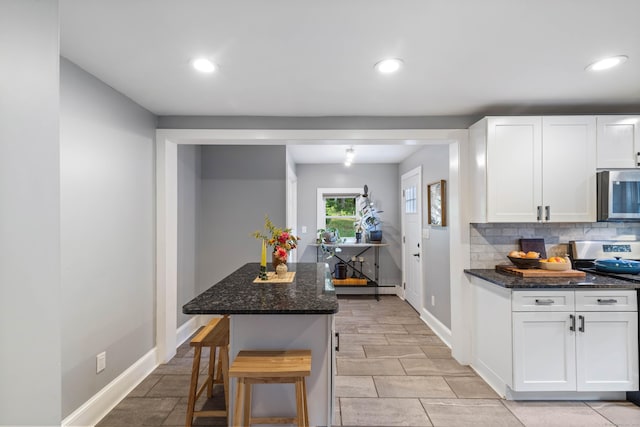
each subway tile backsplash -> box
[470,222,640,268]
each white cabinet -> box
[470,116,597,222]
[576,311,639,391]
[511,290,638,393]
[596,116,640,168]
[513,312,576,391]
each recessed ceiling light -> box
[374,58,403,74]
[192,58,217,73]
[586,55,628,71]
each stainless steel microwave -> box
[597,170,640,221]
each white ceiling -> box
[59,0,640,163]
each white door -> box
[576,311,639,391]
[512,312,576,391]
[596,115,640,169]
[487,117,542,222]
[542,116,597,222]
[401,168,422,311]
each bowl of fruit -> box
[539,256,571,271]
[507,251,541,269]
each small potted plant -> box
[358,185,383,242]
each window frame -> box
[317,187,362,242]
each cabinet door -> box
[513,312,576,391]
[576,311,639,391]
[596,116,640,169]
[487,117,542,222]
[542,116,597,222]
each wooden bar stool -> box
[229,349,312,427]
[185,316,230,427]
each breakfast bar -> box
[183,262,338,427]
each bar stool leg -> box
[207,346,216,398]
[221,345,230,410]
[295,378,303,426]
[233,378,244,427]
[302,377,309,427]
[185,346,202,427]
[243,381,252,427]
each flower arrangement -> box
[252,215,300,263]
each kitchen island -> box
[183,262,338,427]
[465,269,639,401]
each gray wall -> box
[296,164,401,286]
[471,222,640,269]
[400,145,451,328]
[60,58,156,417]
[195,146,287,292]
[178,145,202,326]
[0,1,62,424]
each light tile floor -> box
[95,295,640,426]
[334,296,640,427]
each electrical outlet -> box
[431,295,435,306]
[96,352,106,374]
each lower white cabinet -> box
[513,312,576,391]
[577,311,639,391]
[512,290,639,393]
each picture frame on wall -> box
[427,180,446,227]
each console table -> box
[312,242,388,300]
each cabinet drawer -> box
[512,291,575,311]
[575,290,637,312]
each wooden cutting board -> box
[496,265,586,278]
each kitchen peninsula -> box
[183,262,338,426]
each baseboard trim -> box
[61,348,158,427]
[420,307,452,348]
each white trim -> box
[61,348,158,427]
[156,138,178,363]
[421,307,452,348]
[155,128,470,376]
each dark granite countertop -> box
[465,269,640,289]
[183,262,339,315]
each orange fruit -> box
[525,251,540,259]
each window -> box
[324,196,357,238]
[317,188,362,240]
[405,185,417,214]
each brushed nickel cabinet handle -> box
[537,206,542,221]
[545,206,550,221]
[597,298,618,304]
[578,315,585,333]
[569,314,575,332]
[535,299,554,305]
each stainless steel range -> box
[570,240,640,283]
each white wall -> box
[400,145,451,328]
[295,164,402,286]
[60,58,156,417]
[177,145,201,326]
[0,1,62,425]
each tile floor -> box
[96,295,640,426]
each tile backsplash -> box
[470,222,640,268]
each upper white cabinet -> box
[469,116,597,223]
[596,116,640,168]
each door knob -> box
[413,253,420,257]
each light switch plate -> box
[422,228,430,239]
[96,352,106,373]
[301,226,307,233]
